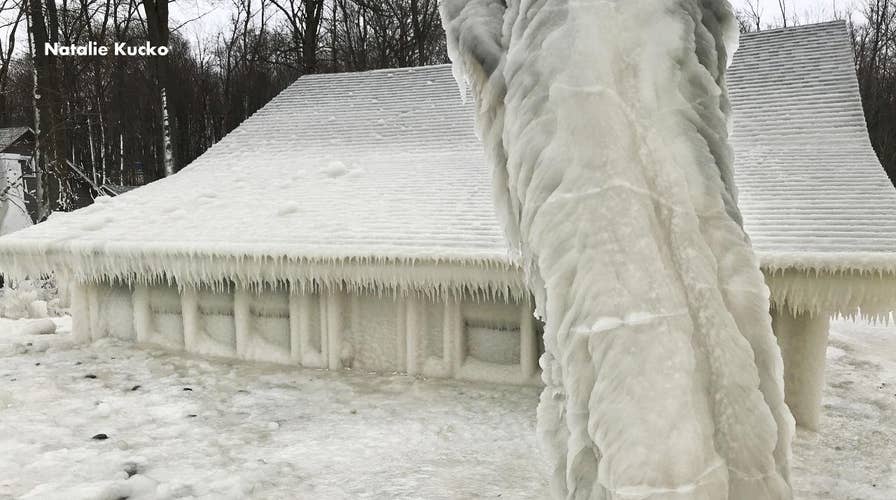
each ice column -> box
[441,0,795,498]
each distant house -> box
[0,22,892,430]
[0,127,36,233]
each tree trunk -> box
[301,0,324,74]
[143,0,174,177]
[410,0,427,66]
[27,0,65,218]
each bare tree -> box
[745,0,763,31]
[778,0,789,27]
[26,0,70,218]
[142,0,174,176]
[268,0,324,74]
[0,0,24,120]
[853,0,896,182]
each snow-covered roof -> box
[729,22,896,274]
[0,127,32,153]
[1,22,894,315]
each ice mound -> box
[319,161,351,178]
[440,0,794,498]
[0,279,64,320]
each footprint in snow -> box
[277,204,300,216]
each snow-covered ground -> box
[0,317,892,499]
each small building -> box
[0,127,36,233]
[0,22,893,429]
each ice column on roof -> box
[440,0,795,498]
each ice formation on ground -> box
[1,317,893,499]
[440,0,795,498]
[0,278,64,320]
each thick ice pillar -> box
[443,299,462,377]
[405,297,421,376]
[288,289,303,363]
[181,287,200,352]
[234,288,251,359]
[326,291,343,370]
[771,308,831,431]
[56,276,73,309]
[70,281,90,343]
[441,0,795,496]
[519,303,537,379]
[133,285,151,344]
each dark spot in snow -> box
[84,374,97,379]
[25,342,32,346]
[237,389,249,394]
[75,361,82,365]
[183,387,192,391]
[187,414,197,418]
[35,363,40,366]
[10,378,16,382]
[130,385,141,391]
[350,409,357,415]
[123,463,139,478]
[92,433,109,440]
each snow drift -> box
[440,0,795,498]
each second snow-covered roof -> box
[0,127,32,153]
[0,22,894,301]
[729,22,896,273]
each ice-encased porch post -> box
[440,0,794,498]
[771,308,831,431]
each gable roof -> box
[0,22,894,313]
[0,127,32,153]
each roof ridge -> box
[740,20,846,38]
[0,126,32,133]
[300,64,452,80]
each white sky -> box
[730,0,863,26]
[170,0,232,45]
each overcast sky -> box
[731,0,861,26]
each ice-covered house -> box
[0,127,36,234]
[0,22,892,429]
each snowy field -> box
[0,317,893,499]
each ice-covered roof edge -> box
[4,241,895,318]
[0,244,528,303]
[764,268,896,320]
[758,251,896,320]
